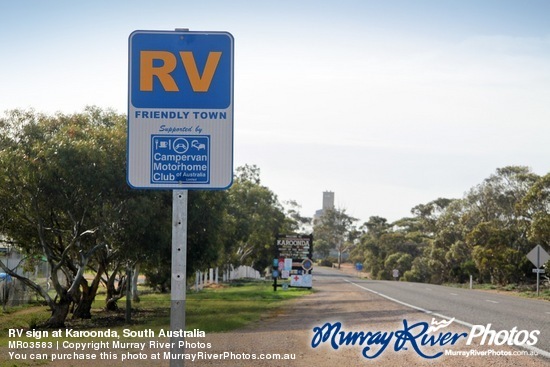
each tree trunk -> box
[72,270,103,319]
[105,272,126,311]
[0,259,70,326]
[131,263,140,303]
[105,268,119,310]
[105,297,120,311]
[73,296,94,319]
[45,296,72,328]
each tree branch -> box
[0,259,54,308]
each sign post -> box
[526,245,550,296]
[128,29,233,367]
[170,190,187,363]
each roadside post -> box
[392,269,400,281]
[526,245,550,296]
[128,29,234,367]
[272,258,279,291]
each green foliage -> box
[186,281,312,332]
[0,107,138,325]
[313,239,331,259]
[521,173,550,247]
[313,208,359,268]
[403,256,431,282]
[0,109,306,323]
[0,281,311,335]
[354,215,424,280]
[355,166,550,289]
[222,165,291,271]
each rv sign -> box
[127,30,234,189]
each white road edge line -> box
[486,300,499,304]
[344,278,550,360]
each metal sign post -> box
[170,190,187,366]
[537,248,540,297]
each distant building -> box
[314,191,334,221]
[322,191,334,210]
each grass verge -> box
[0,280,312,366]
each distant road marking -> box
[450,293,458,296]
[485,300,499,304]
[425,288,433,291]
[344,279,471,324]
[343,278,550,360]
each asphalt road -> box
[314,267,550,359]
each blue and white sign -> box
[127,30,234,189]
[151,135,210,184]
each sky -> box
[1,0,549,224]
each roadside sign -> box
[290,274,312,288]
[274,234,313,289]
[526,245,550,268]
[128,29,234,367]
[127,30,234,189]
[526,245,550,297]
[392,269,400,280]
[302,259,313,271]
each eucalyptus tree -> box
[464,166,539,284]
[351,216,391,277]
[313,207,359,269]
[283,200,312,234]
[136,189,229,294]
[519,173,550,249]
[0,108,144,325]
[222,165,289,272]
